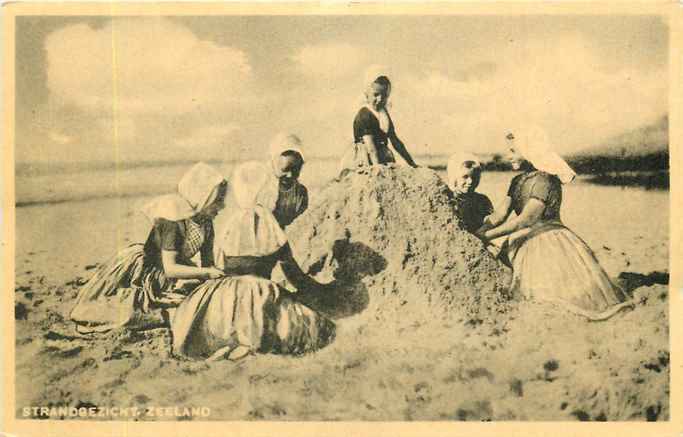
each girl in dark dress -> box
[339,74,418,175]
[447,152,494,233]
[257,133,309,229]
[475,129,632,320]
[70,163,228,333]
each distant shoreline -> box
[15,156,352,177]
[15,158,238,177]
[16,150,669,177]
[15,169,669,209]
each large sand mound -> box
[286,166,512,321]
[13,167,669,421]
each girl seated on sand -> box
[339,68,418,175]
[70,163,228,334]
[475,128,633,320]
[170,161,335,361]
[258,133,309,229]
[446,152,494,233]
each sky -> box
[15,15,668,164]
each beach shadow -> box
[295,240,386,319]
[617,271,669,295]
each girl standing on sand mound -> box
[339,67,419,175]
[170,161,335,361]
[70,163,228,334]
[475,127,633,321]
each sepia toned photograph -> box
[4,6,674,428]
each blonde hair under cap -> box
[447,152,482,189]
[141,162,226,222]
[215,161,287,262]
[510,126,576,184]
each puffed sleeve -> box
[353,108,377,139]
[507,174,523,198]
[200,222,215,267]
[154,219,182,252]
[527,172,558,203]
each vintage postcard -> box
[2,2,681,436]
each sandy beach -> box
[13,160,669,421]
[5,8,674,427]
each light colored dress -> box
[170,161,335,360]
[71,162,226,334]
[170,258,335,359]
[505,171,631,319]
[70,218,213,333]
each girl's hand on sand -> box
[205,267,225,279]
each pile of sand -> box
[13,165,669,421]
[286,165,512,322]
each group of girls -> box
[70,70,632,362]
[71,134,333,361]
[446,128,632,321]
[342,69,631,321]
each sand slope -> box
[285,166,512,322]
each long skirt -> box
[338,141,395,176]
[507,223,633,320]
[171,275,335,360]
[70,244,176,333]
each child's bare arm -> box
[162,250,223,280]
[477,196,513,234]
[388,131,418,167]
[481,198,545,241]
[278,244,326,293]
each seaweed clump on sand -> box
[285,166,513,322]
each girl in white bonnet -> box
[259,133,309,229]
[339,66,419,175]
[171,161,334,361]
[476,128,633,320]
[70,162,228,334]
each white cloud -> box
[417,71,492,101]
[398,32,667,155]
[292,43,367,79]
[26,21,666,164]
[37,18,255,162]
[46,18,252,116]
